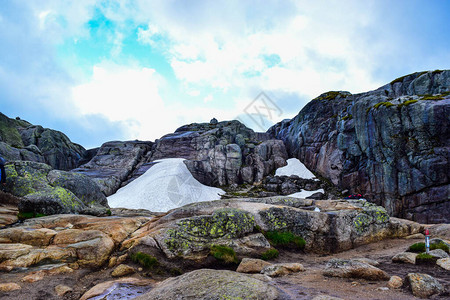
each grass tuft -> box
[210,245,238,264]
[261,248,279,260]
[264,231,306,249]
[130,252,158,269]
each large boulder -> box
[123,197,421,269]
[269,70,450,223]
[151,120,288,186]
[323,259,389,280]
[134,269,282,300]
[0,113,86,170]
[4,161,109,216]
[73,140,153,196]
[406,273,445,298]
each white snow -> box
[275,158,317,179]
[288,189,325,199]
[107,158,225,212]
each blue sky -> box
[1,0,449,149]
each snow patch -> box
[107,158,225,212]
[288,189,325,199]
[275,158,317,179]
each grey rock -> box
[428,249,449,259]
[268,70,450,223]
[323,258,389,280]
[392,252,417,264]
[134,269,281,300]
[406,273,445,298]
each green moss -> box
[442,91,450,96]
[420,94,444,100]
[342,114,353,121]
[416,253,433,259]
[408,242,426,253]
[315,91,349,101]
[17,211,46,220]
[264,231,305,249]
[432,69,444,74]
[131,252,158,269]
[373,102,395,109]
[210,245,238,264]
[261,248,279,260]
[431,241,449,253]
[398,99,418,108]
[106,209,112,216]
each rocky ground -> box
[0,235,448,299]
[1,195,448,300]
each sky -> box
[1,0,449,149]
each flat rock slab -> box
[261,263,305,277]
[134,269,281,300]
[436,258,450,271]
[323,259,389,281]
[392,252,417,264]
[406,273,445,298]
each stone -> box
[236,258,272,273]
[261,263,305,277]
[323,259,389,281]
[268,70,450,223]
[111,264,135,277]
[312,295,343,300]
[406,273,445,298]
[134,269,280,300]
[387,275,403,289]
[436,258,450,270]
[429,249,449,259]
[0,283,21,292]
[55,285,73,297]
[392,252,417,264]
[353,258,380,266]
[73,140,153,196]
[21,265,73,283]
[80,278,154,300]
[405,233,425,239]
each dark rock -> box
[150,120,288,186]
[0,113,87,170]
[306,192,325,200]
[73,140,153,196]
[4,161,109,216]
[269,70,450,223]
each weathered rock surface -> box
[387,275,403,289]
[111,264,135,277]
[134,269,282,300]
[392,252,417,264]
[0,214,149,271]
[80,278,154,300]
[406,273,445,298]
[4,161,109,215]
[236,257,272,273]
[73,140,154,196]
[323,258,389,280]
[0,282,21,292]
[123,197,421,270]
[436,257,450,270]
[0,113,86,170]
[261,262,305,277]
[152,120,288,186]
[269,70,450,223]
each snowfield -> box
[107,158,225,212]
[288,189,325,198]
[275,158,317,179]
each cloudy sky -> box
[1,0,449,149]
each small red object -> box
[425,229,429,236]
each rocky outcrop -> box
[134,269,282,300]
[0,113,86,170]
[0,214,149,271]
[122,197,421,270]
[4,161,109,216]
[269,70,450,223]
[73,140,153,196]
[152,120,288,186]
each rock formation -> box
[269,70,450,223]
[0,113,86,170]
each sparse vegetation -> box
[261,248,279,260]
[421,94,444,100]
[264,231,306,249]
[17,211,46,220]
[398,99,418,108]
[130,251,158,269]
[106,209,112,216]
[342,114,353,121]
[373,102,395,109]
[210,245,238,264]
[316,91,349,101]
[408,241,449,253]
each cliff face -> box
[0,113,86,170]
[269,70,450,223]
